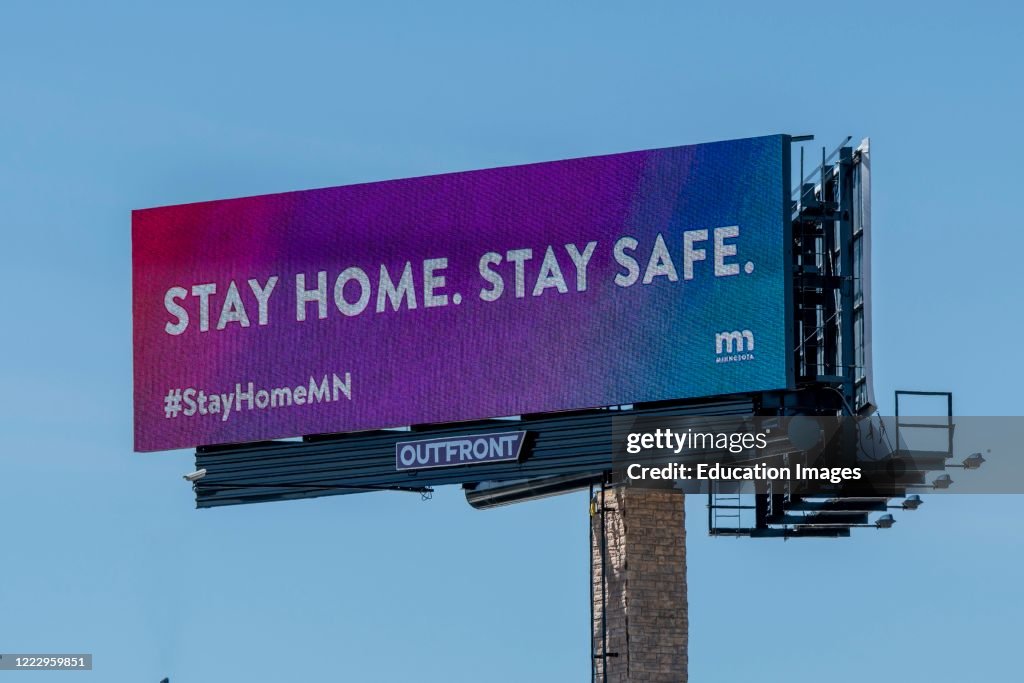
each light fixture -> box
[932,473,953,489]
[901,495,923,511]
[183,469,207,482]
[961,452,986,470]
[875,514,895,529]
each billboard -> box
[132,134,792,451]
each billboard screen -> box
[132,134,792,451]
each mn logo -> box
[715,330,755,362]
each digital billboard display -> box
[132,134,792,451]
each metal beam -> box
[194,398,754,508]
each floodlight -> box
[932,473,953,489]
[465,473,601,509]
[183,469,207,482]
[961,452,986,470]
[901,495,923,511]
[875,514,895,529]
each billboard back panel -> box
[132,134,791,451]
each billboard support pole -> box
[589,482,597,683]
[600,478,608,679]
[591,485,688,681]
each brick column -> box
[592,486,688,682]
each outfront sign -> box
[132,135,792,451]
[395,431,527,472]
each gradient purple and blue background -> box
[133,135,788,451]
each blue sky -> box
[1,1,1022,681]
